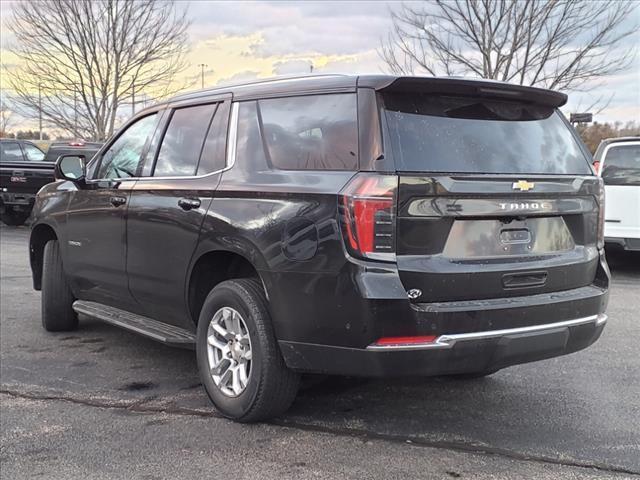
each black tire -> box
[196,278,300,422]
[1,207,30,226]
[41,240,78,331]
[446,369,500,380]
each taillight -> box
[597,177,605,249]
[340,173,398,261]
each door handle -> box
[178,198,201,211]
[110,196,127,207]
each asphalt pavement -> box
[1,224,639,479]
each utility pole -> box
[74,90,78,137]
[198,64,208,89]
[38,83,42,140]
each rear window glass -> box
[0,142,23,162]
[602,144,640,186]
[258,94,358,171]
[22,143,45,161]
[198,102,229,175]
[383,94,591,174]
[154,104,217,177]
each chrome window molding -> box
[88,102,240,184]
[366,314,607,351]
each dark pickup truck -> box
[1,139,101,225]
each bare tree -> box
[0,99,18,135]
[380,0,638,91]
[6,0,191,140]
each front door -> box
[126,100,230,327]
[64,112,161,309]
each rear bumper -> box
[280,314,607,376]
[605,236,640,251]
[1,191,36,207]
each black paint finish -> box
[28,75,610,378]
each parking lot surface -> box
[1,225,639,479]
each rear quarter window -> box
[602,144,640,186]
[257,94,358,171]
[383,94,591,175]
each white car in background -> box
[593,137,640,251]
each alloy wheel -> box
[206,307,252,397]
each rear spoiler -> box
[361,76,567,108]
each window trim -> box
[89,101,239,183]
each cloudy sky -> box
[1,0,639,133]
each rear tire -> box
[1,207,30,226]
[196,278,300,422]
[41,240,78,331]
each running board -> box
[72,300,196,349]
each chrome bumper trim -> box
[366,314,607,351]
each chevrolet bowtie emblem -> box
[512,180,535,191]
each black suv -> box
[30,75,610,422]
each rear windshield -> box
[602,144,640,186]
[383,94,591,174]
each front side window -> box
[96,113,158,179]
[602,144,640,186]
[0,142,24,162]
[383,94,592,175]
[258,94,358,171]
[23,143,45,161]
[154,104,217,177]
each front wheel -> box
[41,240,78,331]
[196,279,300,422]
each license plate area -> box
[442,217,574,258]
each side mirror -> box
[55,154,86,183]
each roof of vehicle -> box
[48,142,103,149]
[150,74,567,111]
[598,136,640,146]
[0,138,41,144]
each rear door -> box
[126,99,230,328]
[382,93,599,301]
[599,141,640,245]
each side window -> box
[96,113,158,180]
[154,104,217,177]
[23,144,45,161]
[258,94,358,170]
[198,102,230,175]
[602,144,640,186]
[0,142,24,162]
[235,101,267,169]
